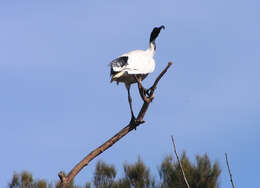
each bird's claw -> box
[145,88,152,97]
[144,88,153,98]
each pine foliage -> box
[8,152,221,188]
[159,152,221,188]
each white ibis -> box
[110,25,165,124]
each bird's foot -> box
[130,116,145,130]
[144,88,152,97]
[144,88,154,101]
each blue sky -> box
[0,1,259,187]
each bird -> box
[110,25,165,124]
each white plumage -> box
[118,48,155,74]
[110,25,165,124]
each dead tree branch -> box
[225,152,236,188]
[171,136,190,188]
[57,62,173,188]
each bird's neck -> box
[148,42,156,55]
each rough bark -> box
[57,62,173,188]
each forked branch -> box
[57,62,173,188]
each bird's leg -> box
[134,75,145,94]
[126,84,137,128]
[126,85,135,120]
[134,75,150,103]
[126,84,144,129]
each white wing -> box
[121,50,155,74]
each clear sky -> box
[0,1,259,187]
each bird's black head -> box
[149,25,165,43]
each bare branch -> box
[57,62,173,188]
[225,152,236,188]
[171,136,190,188]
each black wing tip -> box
[109,56,129,77]
[110,67,116,77]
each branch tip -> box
[58,171,66,183]
[225,152,235,188]
[171,136,190,188]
